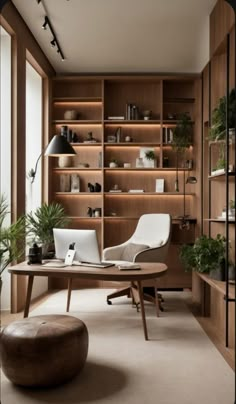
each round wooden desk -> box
[9,262,167,340]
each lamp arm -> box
[28,150,44,184]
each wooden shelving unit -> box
[49,75,201,289]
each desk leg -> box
[66,278,72,312]
[137,281,148,340]
[24,275,34,318]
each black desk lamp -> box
[28,134,76,184]
[179,170,197,230]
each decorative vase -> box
[109,162,118,168]
[64,110,77,120]
[58,156,71,168]
[175,179,179,192]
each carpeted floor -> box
[1,290,235,404]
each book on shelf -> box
[128,189,144,193]
[109,189,122,192]
[163,127,174,144]
[107,116,125,120]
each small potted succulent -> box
[144,150,156,168]
[109,159,119,168]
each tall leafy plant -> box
[171,113,193,191]
[0,195,25,276]
[26,202,69,248]
[209,89,236,141]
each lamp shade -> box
[44,135,76,156]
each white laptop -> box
[43,229,114,268]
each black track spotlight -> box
[42,16,48,30]
[50,38,56,48]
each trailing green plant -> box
[172,113,193,153]
[180,234,226,274]
[145,150,155,160]
[208,89,236,141]
[0,195,26,275]
[26,202,69,247]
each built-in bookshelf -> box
[49,75,201,289]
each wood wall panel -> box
[210,0,235,57]
[1,2,55,313]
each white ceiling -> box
[11,0,217,74]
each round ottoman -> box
[0,315,88,387]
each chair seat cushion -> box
[120,243,149,262]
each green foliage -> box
[180,234,226,273]
[0,195,26,275]
[208,89,236,141]
[145,150,155,160]
[26,203,69,245]
[172,113,193,153]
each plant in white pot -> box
[144,150,156,168]
[26,202,69,258]
[0,195,25,287]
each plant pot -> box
[210,264,225,281]
[42,243,55,259]
[228,264,235,281]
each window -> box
[0,26,12,309]
[25,61,42,213]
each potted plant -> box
[208,89,236,141]
[0,195,25,284]
[26,202,69,258]
[180,234,226,280]
[109,158,119,168]
[171,113,193,191]
[144,150,156,168]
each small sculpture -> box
[88,182,95,192]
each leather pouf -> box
[0,315,88,387]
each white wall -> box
[0,27,12,310]
[25,61,48,300]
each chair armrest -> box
[134,243,169,263]
[103,244,127,260]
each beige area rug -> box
[1,290,235,404]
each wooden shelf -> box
[54,192,102,196]
[208,172,235,180]
[53,168,102,171]
[53,97,102,103]
[163,97,195,104]
[104,167,190,171]
[68,216,102,220]
[53,120,102,124]
[104,120,161,125]
[104,142,161,147]
[105,192,195,196]
[204,218,235,223]
[71,142,102,146]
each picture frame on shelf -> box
[155,179,164,193]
